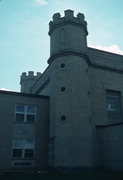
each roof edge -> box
[0,90,49,99]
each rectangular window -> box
[12,139,35,159]
[106,90,122,124]
[15,104,36,123]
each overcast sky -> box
[0,0,123,91]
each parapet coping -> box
[88,47,123,58]
[0,90,49,99]
[31,65,50,92]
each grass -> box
[0,171,123,180]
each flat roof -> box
[0,90,49,99]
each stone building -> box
[1,10,123,171]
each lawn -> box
[0,171,123,180]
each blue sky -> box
[0,0,123,91]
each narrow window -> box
[106,90,122,124]
[12,139,23,158]
[24,140,34,158]
[26,105,36,123]
[15,104,25,123]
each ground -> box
[0,171,123,180]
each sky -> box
[0,0,123,92]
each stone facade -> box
[0,91,49,171]
[1,9,123,171]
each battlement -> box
[20,71,42,93]
[21,71,41,82]
[49,10,88,35]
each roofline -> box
[0,90,49,99]
[96,122,123,128]
[31,65,50,91]
[88,47,123,57]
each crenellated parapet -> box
[48,10,88,59]
[49,9,88,36]
[20,71,41,93]
[21,71,41,82]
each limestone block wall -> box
[48,55,97,168]
[97,124,123,171]
[88,47,123,70]
[90,64,123,126]
[0,91,49,171]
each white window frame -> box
[12,139,35,159]
[15,104,36,123]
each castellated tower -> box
[20,71,41,93]
[48,10,96,169]
[48,10,88,60]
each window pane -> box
[15,114,24,122]
[24,140,34,149]
[13,140,22,148]
[27,114,35,123]
[24,149,34,158]
[107,95,120,111]
[27,106,36,114]
[106,90,121,123]
[16,104,25,113]
[13,149,22,157]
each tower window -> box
[60,63,65,68]
[61,115,66,121]
[60,87,66,92]
[106,90,122,124]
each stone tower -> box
[48,10,95,169]
[20,71,41,93]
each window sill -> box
[11,157,35,160]
[14,121,36,124]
